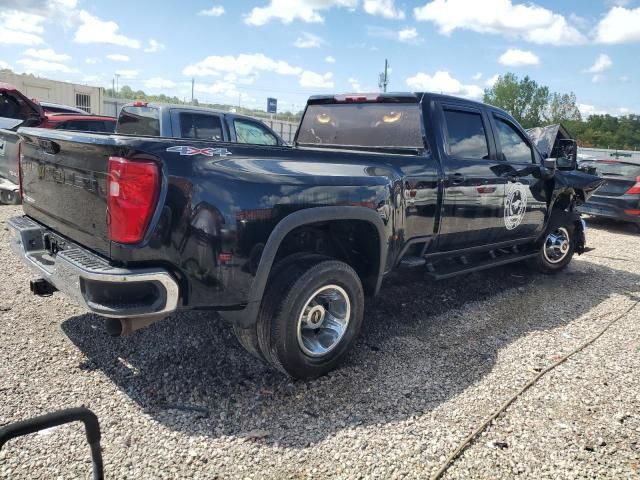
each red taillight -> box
[626,176,640,195]
[107,157,159,244]
[132,101,148,107]
[17,141,23,199]
[334,93,380,103]
[624,209,640,216]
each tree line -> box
[484,73,639,150]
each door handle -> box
[449,173,465,185]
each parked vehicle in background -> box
[577,158,640,230]
[40,102,89,115]
[8,92,604,379]
[41,113,116,133]
[116,102,286,145]
[0,83,116,204]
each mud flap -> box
[573,212,587,255]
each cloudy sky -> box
[0,0,639,115]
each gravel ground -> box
[0,204,639,479]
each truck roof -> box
[306,91,508,116]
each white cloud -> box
[363,0,405,19]
[115,69,139,79]
[194,81,253,103]
[485,74,499,87]
[85,57,101,64]
[585,54,612,74]
[17,58,78,74]
[183,53,302,77]
[74,10,141,48]
[0,10,44,34]
[294,32,326,48]
[498,48,540,67]
[144,39,165,53]
[199,5,225,16]
[0,61,11,70]
[245,0,358,26]
[23,48,70,62]
[578,103,632,117]
[472,72,482,80]
[367,25,422,43]
[106,54,130,62]
[0,11,45,45]
[398,27,419,43]
[406,70,484,98]
[143,77,177,89]
[414,0,587,46]
[299,70,334,88]
[348,77,364,92]
[595,6,640,44]
[325,55,336,63]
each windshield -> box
[297,103,424,149]
[579,160,640,178]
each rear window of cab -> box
[117,106,160,136]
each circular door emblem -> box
[504,182,528,230]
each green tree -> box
[544,92,581,124]
[483,73,550,128]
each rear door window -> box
[179,112,223,141]
[234,119,278,145]
[443,109,490,160]
[117,106,160,136]
[495,117,534,163]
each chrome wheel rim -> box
[297,285,351,357]
[543,227,571,264]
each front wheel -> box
[528,214,576,274]
[256,259,364,379]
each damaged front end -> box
[549,169,605,254]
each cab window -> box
[495,118,533,163]
[443,109,490,160]
[234,119,278,145]
[179,113,223,141]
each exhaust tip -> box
[30,278,57,297]
[104,318,123,337]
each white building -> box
[0,70,105,115]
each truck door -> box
[435,103,506,251]
[489,113,547,241]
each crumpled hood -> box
[553,169,606,204]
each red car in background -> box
[0,83,116,204]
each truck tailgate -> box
[18,128,120,257]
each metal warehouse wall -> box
[0,70,105,114]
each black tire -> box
[231,254,330,362]
[256,259,364,379]
[232,324,264,360]
[528,212,576,274]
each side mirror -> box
[543,158,557,170]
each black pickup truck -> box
[8,92,603,379]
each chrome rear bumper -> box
[7,216,179,319]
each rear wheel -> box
[256,259,364,379]
[528,213,576,274]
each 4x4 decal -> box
[166,146,232,157]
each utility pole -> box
[378,59,389,93]
[112,78,115,98]
[114,73,120,97]
[191,78,195,105]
